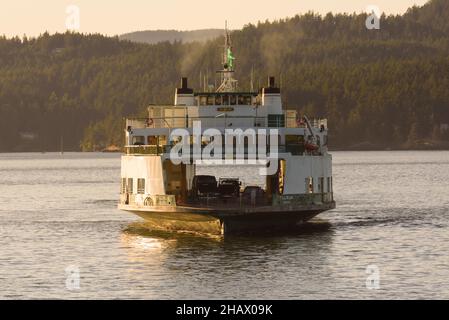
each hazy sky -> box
[0,0,429,37]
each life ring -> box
[146,118,154,127]
[144,197,154,207]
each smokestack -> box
[181,77,188,89]
[262,76,280,94]
[177,76,193,95]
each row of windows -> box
[133,135,320,147]
[198,95,255,106]
[305,177,333,194]
[133,134,285,146]
[121,178,146,195]
[133,135,168,146]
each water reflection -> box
[123,220,334,247]
[119,220,336,299]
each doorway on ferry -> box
[266,159,286,203]
[163,161,188,205]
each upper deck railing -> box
[126,114,328,130]
[124,144,307,156]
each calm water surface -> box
[0,151,448,299]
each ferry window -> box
[137,179,145,194]
[207,96,214,105]
[127,178,134,194]
[319,177,324,193]
[238,95,245,105]
[305,177,313,194]
[200,96,207,106]
[230,95,237,105]
[244,96,252,105]
[327,177,331,193]
[286,135,298,145]
[215,96,222,106]
[148,136,158,145]
[159,135,167,146]
[222,95,229,105]
[132,136,145,145]
[121,178,126,194]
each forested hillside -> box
[0,0,448,152]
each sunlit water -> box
[0,151,448,299]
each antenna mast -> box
[216,21,238,92]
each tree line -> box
[0,0,448,152]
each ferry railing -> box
[284,116,328,129]
[125,145,169,155]
[120,192,334,208]
[125,144,308,156]
[127,117,267,129]
[127,116,327,130]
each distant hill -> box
[119,29,224,44]
[1,0,449,152]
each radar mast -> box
[216,22,238,92]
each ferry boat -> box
[118,29,335,235]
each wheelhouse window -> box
[148,136,158,145]
[222,95,229,105]
[132,136,145,145]
[159,135,167,146]
[137,178,145,194]
[206,96,214,105]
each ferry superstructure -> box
[118,29,335,235]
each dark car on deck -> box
[192,175,218,198]
[218,178,241,198]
